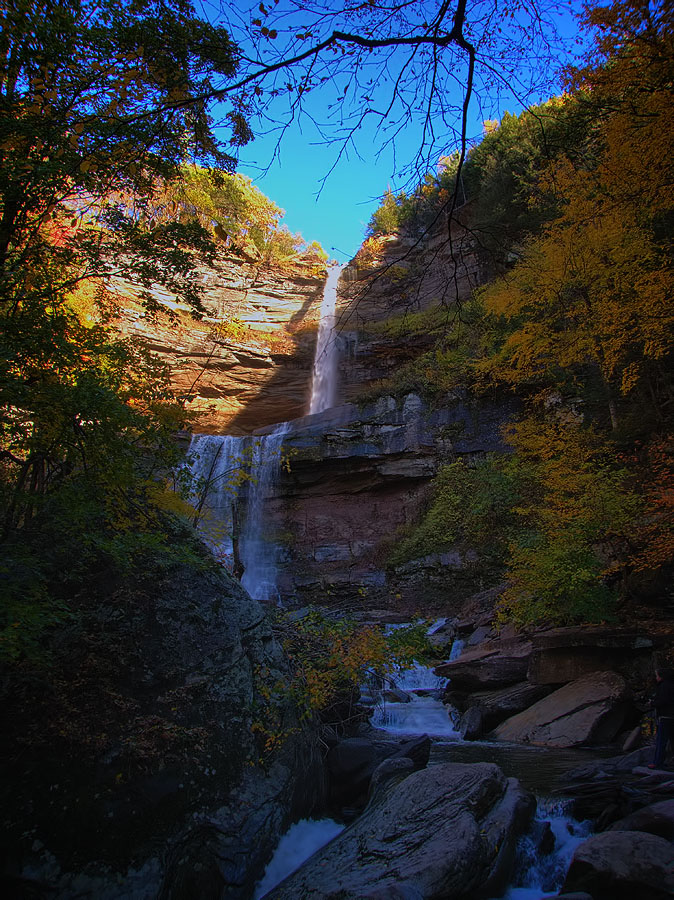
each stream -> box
[186,269,596,899]
[254,650,599,900]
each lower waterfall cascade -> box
[187,425,289,603]
[186,263,345,600]
[184,266,600,900]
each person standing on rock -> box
[649,667,674,769]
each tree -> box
[0,0,248,316]
[497,418,642,625]
[0,0,247,660]
[477,1,674,431]
[221,0,569,181]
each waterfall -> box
[187,434,246,568]
[309,264,345,414]
[185,262,344,599]
[186,425,288,603]
[241,422,289,604]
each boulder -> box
[383,687,413,703]
[426,618,457,655]
[607,799,674,840]
[492,671,632,748]
[459,707,484,740]
[368,757,415,801]
[561,830,674,899]
[327,735,430,808]
[435,639,532,690]
[466,624,494,646]
[264,763,535,900]
[464,681,556,730]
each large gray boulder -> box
[435,639,532,691]
[492,671,632,748]
[607,799,674,840]
[265,762,535,900]
[561,830,674,899]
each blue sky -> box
[213,2,587,263]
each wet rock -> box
[492,671,632,748]
[561,830,674,899]
[459,707,484,740]
[426,618,457,656]
[607,799,674,840]
[561,747,654,781]
[435,639,532,690]
[383,688,413,703]
[327,735,430,809]
[265,763,535,900]
[554,893,594,900]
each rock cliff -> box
[1,554,323,898]
[108,250,327,434]
[264,390,518,612]
[336,217,481,403]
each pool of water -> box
[429,739,610,797]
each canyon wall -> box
[112,218,503,612]
[260,390,517,616]
[109,250,327,434]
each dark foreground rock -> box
[327,734,431,810]
[265,762,535,900]
[1,562,322,899]
[561,830,674,899]
[492,671,633,748]
[607,798,674,840]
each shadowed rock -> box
[435,639,532,691]
[264,762,535,900]
[492,671,632,748]
[561,830,674,899]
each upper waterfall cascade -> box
[186,263,345,600]
[309,263,345,415]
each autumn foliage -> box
[383,1,673,625]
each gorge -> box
[2,2,673,896]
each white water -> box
[309,264,345,414]
[186,425,288,602]
[369,631,462,738]
[241,423,289,603]
[253,818,344,899]
[370,660,460,738]
[186,434,246,567]
[497,801,592,899]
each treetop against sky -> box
[206,0,588,259]
[0,0,587,262]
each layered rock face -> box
[108,251,326,434]
[266,391,517,611]
[336,220,482,402]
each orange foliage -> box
[628,436,674,572]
